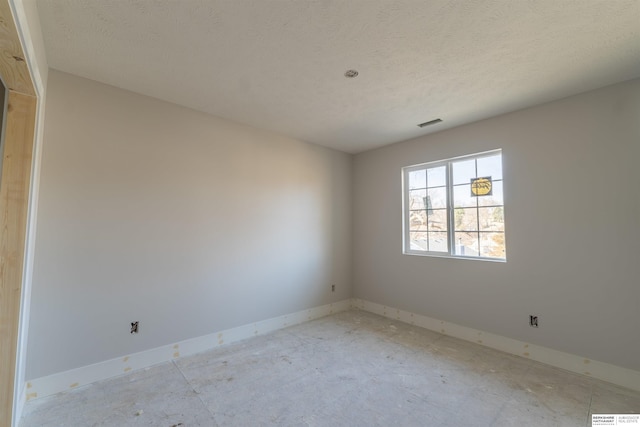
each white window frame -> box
[402,149,506,261]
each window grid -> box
[403,150,505,261]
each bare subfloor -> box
[21,310,640,426]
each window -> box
[403,150,506,260]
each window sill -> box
[403,250,506,262]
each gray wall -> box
[27,70,352,379]
[27,71,640,380]
[353,79,640,371]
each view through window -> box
[403,150,506,260]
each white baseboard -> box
[25,299,351,401]
[24,297,640,403]
[352,298,640,392]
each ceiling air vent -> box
[417,118,442,128]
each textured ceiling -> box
[36,0,640,153]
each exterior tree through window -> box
[403,150,506,260]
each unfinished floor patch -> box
[20,311,640,426]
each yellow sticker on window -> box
[471,177,492,196]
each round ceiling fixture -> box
[344,69,359,78]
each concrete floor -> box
[21,310,640,426]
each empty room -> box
[1,0,639,426]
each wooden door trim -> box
[0,1,37,425]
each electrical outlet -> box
[331,284,335,292]
[529,315,538,328]
[131,321,139,334]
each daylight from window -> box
[403,150,505,260]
